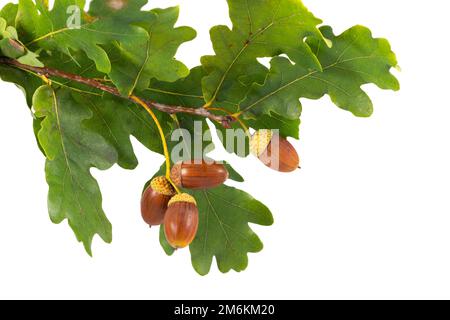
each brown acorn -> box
[164,193,199,249]
[170,160,229,190]
[250,129,300,172]
[141,176,176,226]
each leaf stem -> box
[38,74,52,86]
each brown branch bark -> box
[0,57,235,128]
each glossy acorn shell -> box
[258,135,300,172]
[140,187,172,226]
[170,160,229,189]
[164,201,199,249]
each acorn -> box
[250,129,300,172]
[164,193,199,249]
[170,160,229,190]
[140,176,176,226]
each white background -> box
[0,0,449,300]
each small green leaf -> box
[0,11,44,66]
[5,25,18,39]
[0,29,43,67]
[16,49,44,67]
[0,38,25,58]
[0,3,18,27]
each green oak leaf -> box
[0,64,42,106]
[160,185,274,275]
[39,50,109,91]
[0,17,42,105]
[16,0,194,95]
[150,67,299,156]
[89,0,148,17]
[0,17,18,39]
[16,49,43,67]
[38,50,171,169]
[16,0,146,74]
[33,85,117,254]
[33,116,46,155]
[223,161,244,182]
[214,120,250,158]
[247,112,300,139]
[0,2,18,26]
[169,114,214,162]
[147,66,206,108]
[104,6,196,96]
[82,94,170,169]
[159,225,175,256]
[0,16,43,66]
[146,68,214,161]
[150,68,246,157]
[190,186,273,275]
[240,25,400,120]
[201,0,323,107]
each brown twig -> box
[0,57,235,128]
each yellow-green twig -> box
[130,95,180,194]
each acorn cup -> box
[170,160,229,190]
[141,176,176,226]
[164,193,199,249]
[250,129,300,173]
